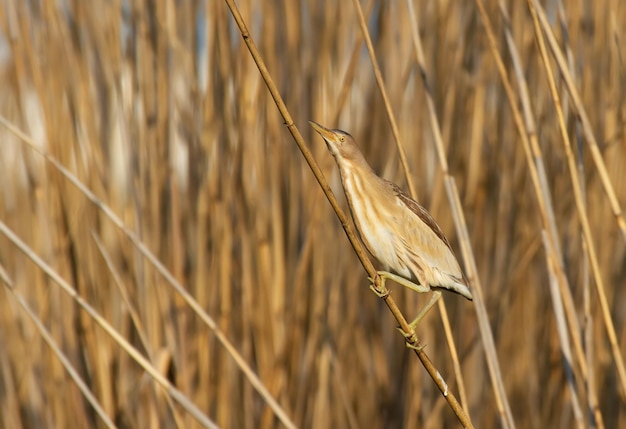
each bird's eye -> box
[339,136,345,142]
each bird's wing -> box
[391,184,453,250]
[391,184,470,289]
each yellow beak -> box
[309,120,338,142]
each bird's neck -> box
[336,155,382,210]
[334,149,375,177]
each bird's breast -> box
[340,167,412,278]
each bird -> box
[309,120,472,333]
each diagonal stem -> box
[223,0,474,427]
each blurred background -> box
[0,0,625,428]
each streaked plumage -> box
[310,120,472,328]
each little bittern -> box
[310,121,472,332]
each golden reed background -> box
[0,1,625,428]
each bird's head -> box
[309,120,361,162]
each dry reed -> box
[0,1,625,428]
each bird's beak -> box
[309,120,337,143]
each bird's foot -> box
[406,340,426,352]
[396,326,425,351]
[368,272,390,298]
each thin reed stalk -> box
[1,1,624,427]
[223,1,473,427]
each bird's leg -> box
[369,270,428,298]
[376,271,430,294]
[397,290,442,351]
[369,272,441,350]
[409,290,442,330]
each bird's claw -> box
[369,282,390,298]
[405,341,426,352]
[368,272,390,298]
[396,326,425,351]
[396,325,413,339]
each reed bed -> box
[0,1,625,428]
